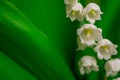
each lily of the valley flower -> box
[114,78,120,80]
[66,2,84,21]
[94,39,117,60]
[83,3,103,24]
[105,59,120,77]
[78,56,99,75]
[64,0,77,5]
[77,24,102,47]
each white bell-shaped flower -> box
[64,0,77,5]
[78,56,99,75]
[66,2,84,21]
[94,39,118,60]
[77,24,102,47]
[113,78,120,80]
[83,3,103,24]
[105,59,120,77]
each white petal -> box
[85,3,100,10]
[69,15,77,21]
[103,54,111,60]
[92,65,99,71]
[77,12,84,21]
[66,5,72,16]
[86,15,95,24]
[85,67,92,74]
[81,57,93,66]
[97,53,103,60]
[64,0,69,4]
[111,71,118,76]
[65,2,83,21]
[95,28,103,41]
[80,67,85,75]
[77,37,87,50]
[113,78,120,80]
[114,45,118,48]
[95,15,101,20]
[85,40,95,46]
[106,71,112,77]
[72,3,83,11]
[64,0,77,5]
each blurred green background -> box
[0,0,120,80]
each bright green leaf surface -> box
[0,1,75,80]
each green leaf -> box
[0,1,75,80]
[0,51,37,80]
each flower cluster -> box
[64,0,102,23]
[64,0,119,79]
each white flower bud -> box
[78,56,99,75]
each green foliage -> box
[0,1,75,80]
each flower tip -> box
[114,45,118,48]
[101,12,103,14]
